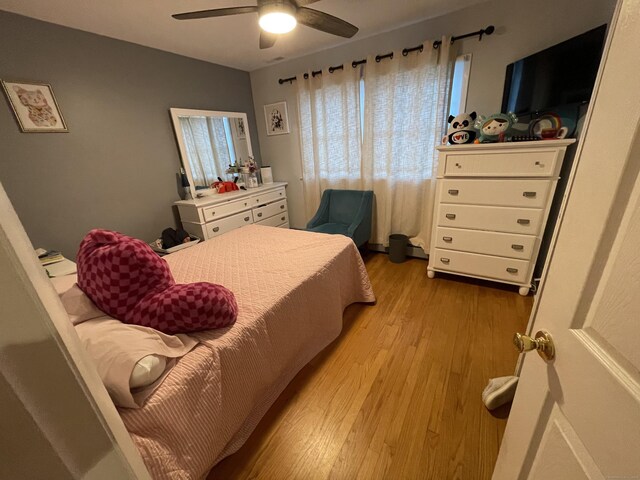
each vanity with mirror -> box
[170,108,289,241]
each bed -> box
[118,224,375,479]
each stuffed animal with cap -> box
[475,112,518,143]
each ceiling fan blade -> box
[296,7,358,38]
[290,0,321,6]
[260,31,278,49]
[172,6,258,21]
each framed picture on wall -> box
[264,101,290,136]
[234,117,246,139]
[1,80,68,133]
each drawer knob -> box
[280,205,285,209]
[445,213,456,220]
[257,213,263,217]
[244,216,250,222]
[455,163,462,168]
[442,236,453,242]
[511,244,524,251]
[506,267,519,274]
[517,219,531,225]
[212,227,220,233]
[448,189,459,195]
[522,191,537,198]
[440,257,450,264]
[281,216,286,221]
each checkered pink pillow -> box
[76,229,237,334]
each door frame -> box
[495,0,640,475]
[514,0,622,375]
[0,182,150,479]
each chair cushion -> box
[307,222,350,236]
[76,229,237,334]
[328,190,365,226]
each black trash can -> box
[388,234,409,263]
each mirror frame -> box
[170,108,254,199]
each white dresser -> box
[175,182,289,241]
[427,140,575,295]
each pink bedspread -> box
[119,225,374,479]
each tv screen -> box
[501,25,607,115]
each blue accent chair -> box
[306,189,373,248]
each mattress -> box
[119,225,375,479]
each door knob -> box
[513,330,555,361]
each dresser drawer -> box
[206,211,253,238]
[442,149,561,177]
[256,211,289,227]
[251,187,286,206]
[437,204,544,235]
[434,227,537,260]
[439,179,553,208]
[253,199,287,222]
[431,248,531,284]
[203,198,251,223]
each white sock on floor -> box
[482,375,518,410]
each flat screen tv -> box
[501,25,607,116]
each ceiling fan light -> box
[259,11,297,34]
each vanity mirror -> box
[170,108,254,199]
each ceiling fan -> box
[172,0,359,49]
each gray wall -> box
[0,11,261,259]
[250,0,616,229]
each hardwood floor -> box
[208,253,533,480]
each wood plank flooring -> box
[208,253,532,480]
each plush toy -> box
[77,229,238,334]
[212,180,240,194]
[442,112,477,145]
[475,112,518,143]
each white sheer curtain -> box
[363,38,457,247]
[297,37,457,248]
[297,66,363,219]
[179,116,231,187]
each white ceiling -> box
[0,0,487,71]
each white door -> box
[493,1,640,478]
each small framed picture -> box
[264,101,289,136]
[1,80,68,132]
[234,117,246,139]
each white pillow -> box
[50,275,198,407]
[51,274,104,325]
[130,354,167,389]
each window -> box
[222,118,237,166]
[449,54,472,116]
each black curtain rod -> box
[278,25,494,85]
